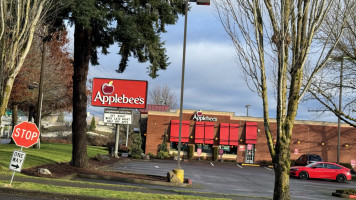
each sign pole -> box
[114,124,120,158]
[126,125,129,146]
[10,171,15,185]
[9,147,25,185]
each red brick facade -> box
[144,109,356,165]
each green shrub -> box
[213,147,219,161]
[157,132,169,159]
[157,151,170,159]
[188,145,194,159]
[147,152,155,158]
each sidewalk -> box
[0,174,270,200]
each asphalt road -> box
[109,159,356,200]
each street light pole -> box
[177,0,189,170]
[337,58,344,164]
[177,0,210,169]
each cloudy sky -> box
[86,3,337,123]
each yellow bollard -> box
[173,169,184,183]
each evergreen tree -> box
[90,116,96,131]
[130,133,143,159]
[54,0,185,167]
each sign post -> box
[219,148,224,162]
[197,148,202,161]
[9,122,40,185]
[104,109,133,158]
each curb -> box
[74,173,194,188]
[241,163,273,168]
[332,192,356,199]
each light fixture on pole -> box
[176,0,210,176]
[245,105,251,117]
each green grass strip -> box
[1,143,107,170]
[0,181,227,200]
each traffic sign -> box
[104,109,132,124]
[12,122,40,148]
[351,159,356,168]
[9,151,26,173]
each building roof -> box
[139,104,170,114]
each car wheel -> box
[299,171,309,180]
[336,174,347,182]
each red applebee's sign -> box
[91,78,148,109]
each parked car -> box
[290,162,352,182]
[294,153,322,166]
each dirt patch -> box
[22,157,168,182]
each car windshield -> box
[306,163,317,167]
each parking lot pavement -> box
[110,159,356,200]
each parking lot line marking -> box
[236,164,243,168]
[264,167,272,170]
[210,162,214,167]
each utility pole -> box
[34,29,51,149]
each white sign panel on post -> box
[104,109,132,124]
[9,151,26,173]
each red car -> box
[290,162,351,182]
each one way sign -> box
[9,151,26,173]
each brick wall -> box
[144,110,356,165]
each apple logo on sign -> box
[196,110,203,116]
[102,81,114,95]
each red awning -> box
[195,122,204,144]
[219,123,229,145]
[181,121,190,143]
[170,120,179,142]
[229,124,239,146]
[245,122,257,144]
[170,120,189,142]
[204,122,215,144]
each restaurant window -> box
[195,144,212,153]
[220,145,238,155]
[170,142,188,151]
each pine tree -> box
[90,117,96,131]
[130,133,143,159]
[53,0,185,167]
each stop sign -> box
[12,122,40,148]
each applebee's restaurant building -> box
[144,109,356,165]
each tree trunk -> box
[0,77,15,126]
[273,141,291,200]
[10,103,18,144]
[70,24,92,168]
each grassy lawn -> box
[0,143,107,172]
[0,181,227,200]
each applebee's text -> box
[193,114,217,121]
[93,92,145,105]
